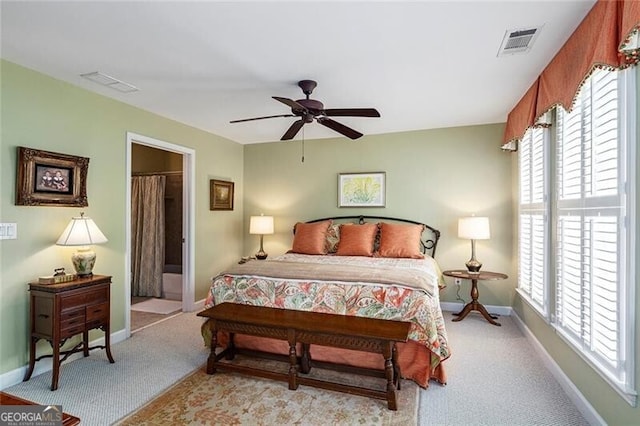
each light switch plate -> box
[0,223,17,240]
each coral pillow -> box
[377,222,425,259]
[336,223,378,256]
[291,220,331,255]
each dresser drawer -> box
[60,308,85,331]
[60,286,109,310]
[86,302,109,322]
[61,323,85,339]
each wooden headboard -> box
[304,215,441,258]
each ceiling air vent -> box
[80,71,139,93]
[497,26,542,57]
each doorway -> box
[125,132,195,337]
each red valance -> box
[502,0,640,148]
[503,79,540,148]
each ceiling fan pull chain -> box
[301,128,305,163]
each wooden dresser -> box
[23,274,115,390]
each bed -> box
[202,215,450,388]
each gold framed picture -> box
[16,147,89,207]
[210,179,234,211]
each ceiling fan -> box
[230,80,380,140]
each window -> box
[555,68,632,394]
[518,127,548,316]
[517,67,636,402]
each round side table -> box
[442,269,508,326]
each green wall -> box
[510,66,640,425]
[243,123,515,306]
[0,60,244,376]
[2,56,637,424]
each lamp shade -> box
[458,216,490,240]
[249,215,274,235]
[56,213,108,246]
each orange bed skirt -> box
[208,329,446,388]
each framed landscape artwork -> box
[210,179,234,211]
[15,147,89,207]
[338,172,386,208]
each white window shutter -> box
[555,68,626,383]
[518,127,547,315]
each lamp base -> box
[72,247,96,276]
[255,250,268,260]
[465,259,482,274]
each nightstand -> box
[23,274,115,390]
[442,269,507,326]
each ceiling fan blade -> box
[323,108,380,118]
[281,119,305,140]
[230,114,295,123]
[317,117,363,140]
[273,96,307,112]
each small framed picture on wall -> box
[338,172,386,208]
[210,179,234,211]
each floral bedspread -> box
[204,253,450,366]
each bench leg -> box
[287,330,298,390]
[300,343,311,374]
[393,343,401,390]
[206,325,218,374]
[383,342,398,410]
[225,332,236,360]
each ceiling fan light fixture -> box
[231,79,379,141]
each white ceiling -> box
[1,1,596,144]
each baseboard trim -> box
[193,298,205,311]
[440,301,513,317]
[0,328,127,390]
[510,311,606,426]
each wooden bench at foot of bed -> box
[197,302,411,410]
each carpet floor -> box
[116,356,417,425]
[417,312,589,425]
[3,310,591,425]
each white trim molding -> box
[125,132,197,340]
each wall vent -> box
[497,26,542,56]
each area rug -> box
[116,357,418,425]
[131,298,182,314]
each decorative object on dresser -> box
[443,269,507,326]
[15,147,89,207]
[56,212,108,277]
[198,303,411,410]
[338,172,386,207]
[209,179,234,211]
[458,215,490,273]
[38,268,75,284]
[23,275,114,390]
[249,214,274,260]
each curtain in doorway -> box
[131,175,166,297]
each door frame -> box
[125,132,196,338]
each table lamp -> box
[56,212,108,276]
[249,214,274,260]
[458,216,490,273]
